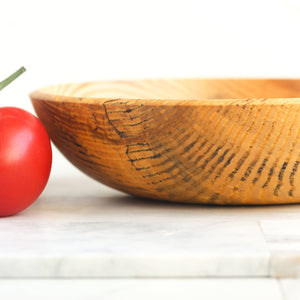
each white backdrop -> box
[1,0,300,178]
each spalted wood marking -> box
[31,79,300,204]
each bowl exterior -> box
[31,96,300,205]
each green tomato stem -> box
[0,67,26,91]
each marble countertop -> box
[2,173,300,279]
[4,173,300,299]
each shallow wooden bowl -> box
[30,79,300,205]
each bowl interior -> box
[35,79,300,102]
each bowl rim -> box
[29,78,300,106]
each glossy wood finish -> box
[30,79,300,205]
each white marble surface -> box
[279,279,300,300]
[2,174,300,278]
[0,279,283,300]
[261,221,300,277]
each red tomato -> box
[0,107,52,216]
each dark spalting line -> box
[143,162,180,179]
[257,106,294,191]
[138,110,197,167]
[250,120,277,185]
[272,107,300,196]
[199,146,222,170]
[161,154,213,190]
[228,151,250,179]
[149,149,218,186]
[124,106,143,113]
[194,143,216,166]
[106,100,187,142]
[153,105,218,168]
[209,192,220,203]
[266,107,299,196]
[150,107,196,150]
[141,144,173,155]
[289,160,300,187]
[130,108,155,120]
[213,153,237,182]
[105,110,148,122]
[151,105,225,168]
[200,149,230,182]
[142,172,161,178]
[184,140,197,153]
[74,153,109,169]
[150,106,190,135]
[107,108,155,122]
[89,112,107,136]
[210,103,258,183]
[280,107,300,196]
[103,100,149,138]
[108,109,152,123]
[288,159,300,196]
[125,109,194,175]
[128,142,149,147]
[78,150,87,156]
[154,173,192,190]
[187,139,208,160]
[103,99,128,105]
[216,149,230,164]
[150,175,175,186]
[252,158,268,184]
[190,106,234,165]
[181,148,229,184]
[178,168,203,185]
[274,184,281,196]
[126,143,153,167]
[224,107,263,181]
[262,167,274,188]
[219,105,268,185]
[278,162,288,181]
[127,148,152,154]
[103,102,126,138]
[124,102,182,134]
[228,99,251,105]
[91,113,98,127]
[89,153,113,164]
[129,154,162,162]
[147,105,243,193]
[146,141,201,189]
[129,104,234,194]
[259,98,269,103]
[135,166,151,171]
[122,117,153,127]
[112,99,204,193]
[240,159,259,182]
[273,161,288,196]
[106,118,122,122]
[180,148,231,185]
[149,133,210,174]
[59,128,87,152]
[223,153,236,168]
[106,104,144,114]
[88,110,108,137]
[146,137,204,171]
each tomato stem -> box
[0,67,26,91]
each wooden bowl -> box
[30,79,300,205]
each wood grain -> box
[30,79,300,205]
